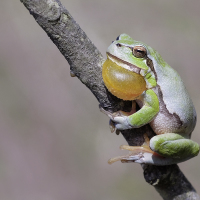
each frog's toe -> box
[109,153,147,164]
[99,106,122,120]
[109,119,116,133]
[121,155,143,163]
[109,120,121,135]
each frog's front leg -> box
[100,100,137,133]
[110,133,200,165]
[100,89,159,130]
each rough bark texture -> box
[20,0,200,199]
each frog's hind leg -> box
[108,144,174,166]
[109,133,199,165]
[149,133,199,165]
[108,145,156,164]
[108,134,163,165]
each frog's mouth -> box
[107,52,141,74]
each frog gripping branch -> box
[20,1,200,198]
[102,33,199,165]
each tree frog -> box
[101,33,199,165]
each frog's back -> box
[148,50,196,137]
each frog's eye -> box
[133,46,147,58]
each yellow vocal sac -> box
[102,59,146,100]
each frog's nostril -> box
[116,35,120,40]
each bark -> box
[20,0,200,199]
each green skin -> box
[102,34,199,165]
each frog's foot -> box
[109,133,200,165]
[108,145,163,165]
[108,145,157,164]
[99,101,136,131]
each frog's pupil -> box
[138,50,145,55]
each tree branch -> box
[20,0,200,199]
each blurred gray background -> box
[0,1,200,200]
